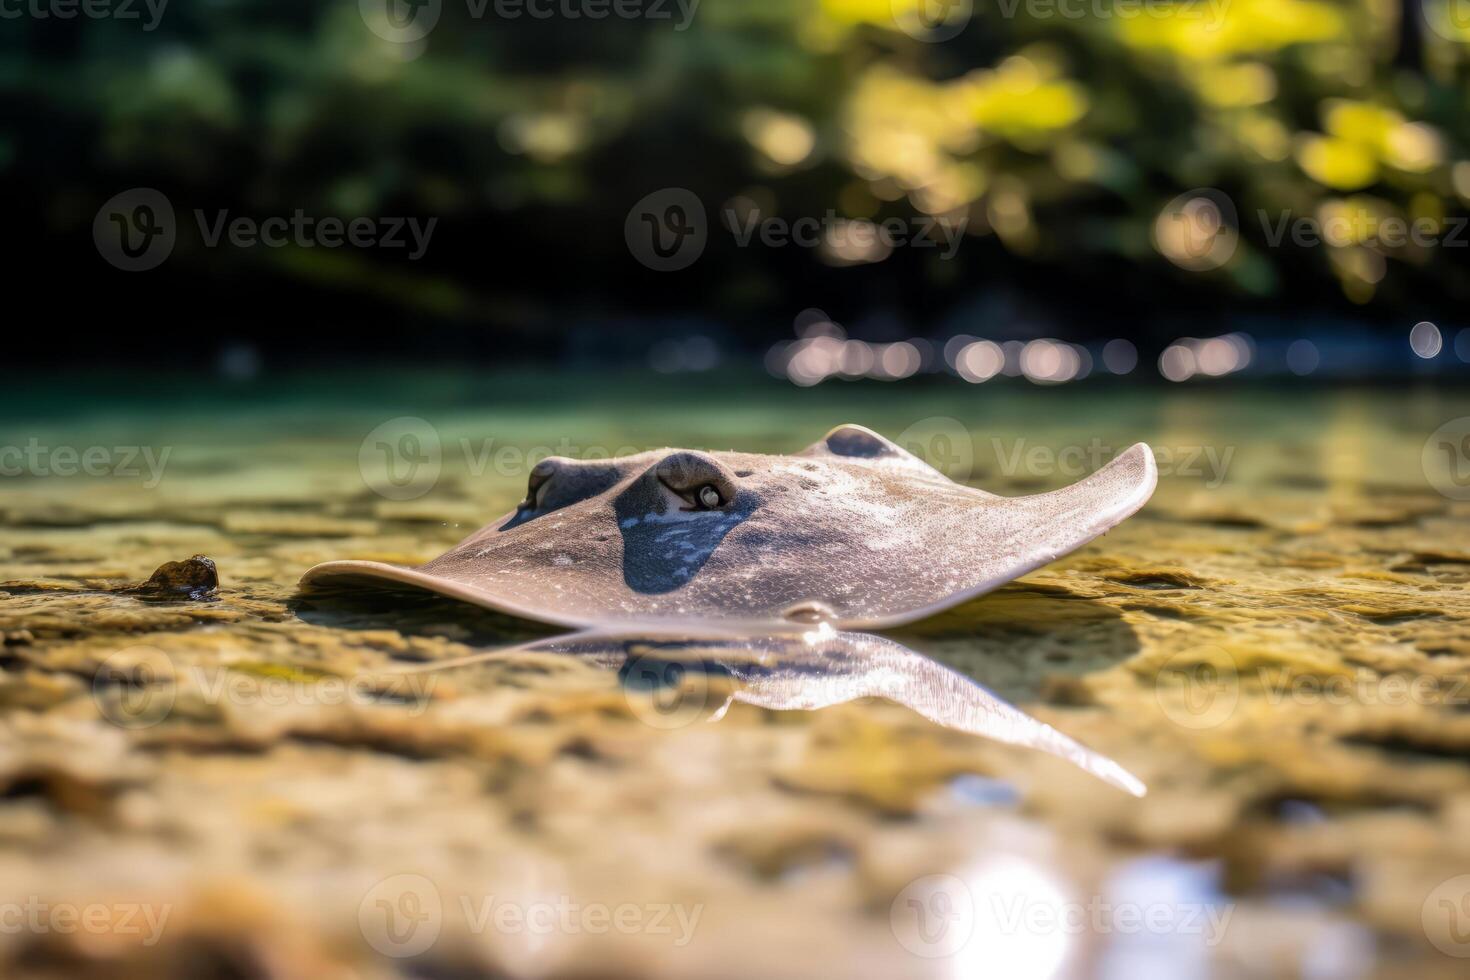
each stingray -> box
[382,623,1146,796]
[302,424,1156,629]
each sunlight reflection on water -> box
[956,855,1073,980]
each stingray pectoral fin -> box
[848,443,1157,629]
[297,558,595,629]
[984,440,1158,576]
[1020,441,1158,546]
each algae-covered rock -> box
[131,555,219,601]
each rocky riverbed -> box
[2,375,1468,978]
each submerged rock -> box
[131,555,219,601]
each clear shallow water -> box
[2,371,1469,978]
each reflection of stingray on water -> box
[386,624,1145,797]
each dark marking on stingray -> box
[613,457,761,595]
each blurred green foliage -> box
[5,0,1469,336]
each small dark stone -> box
[134,555,219,601]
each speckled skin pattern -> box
[302,425,1158,627]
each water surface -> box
[2,372,1467,978]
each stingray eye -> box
[504,456,637,528]
[654,452,737,511]
[520,458,559,510]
